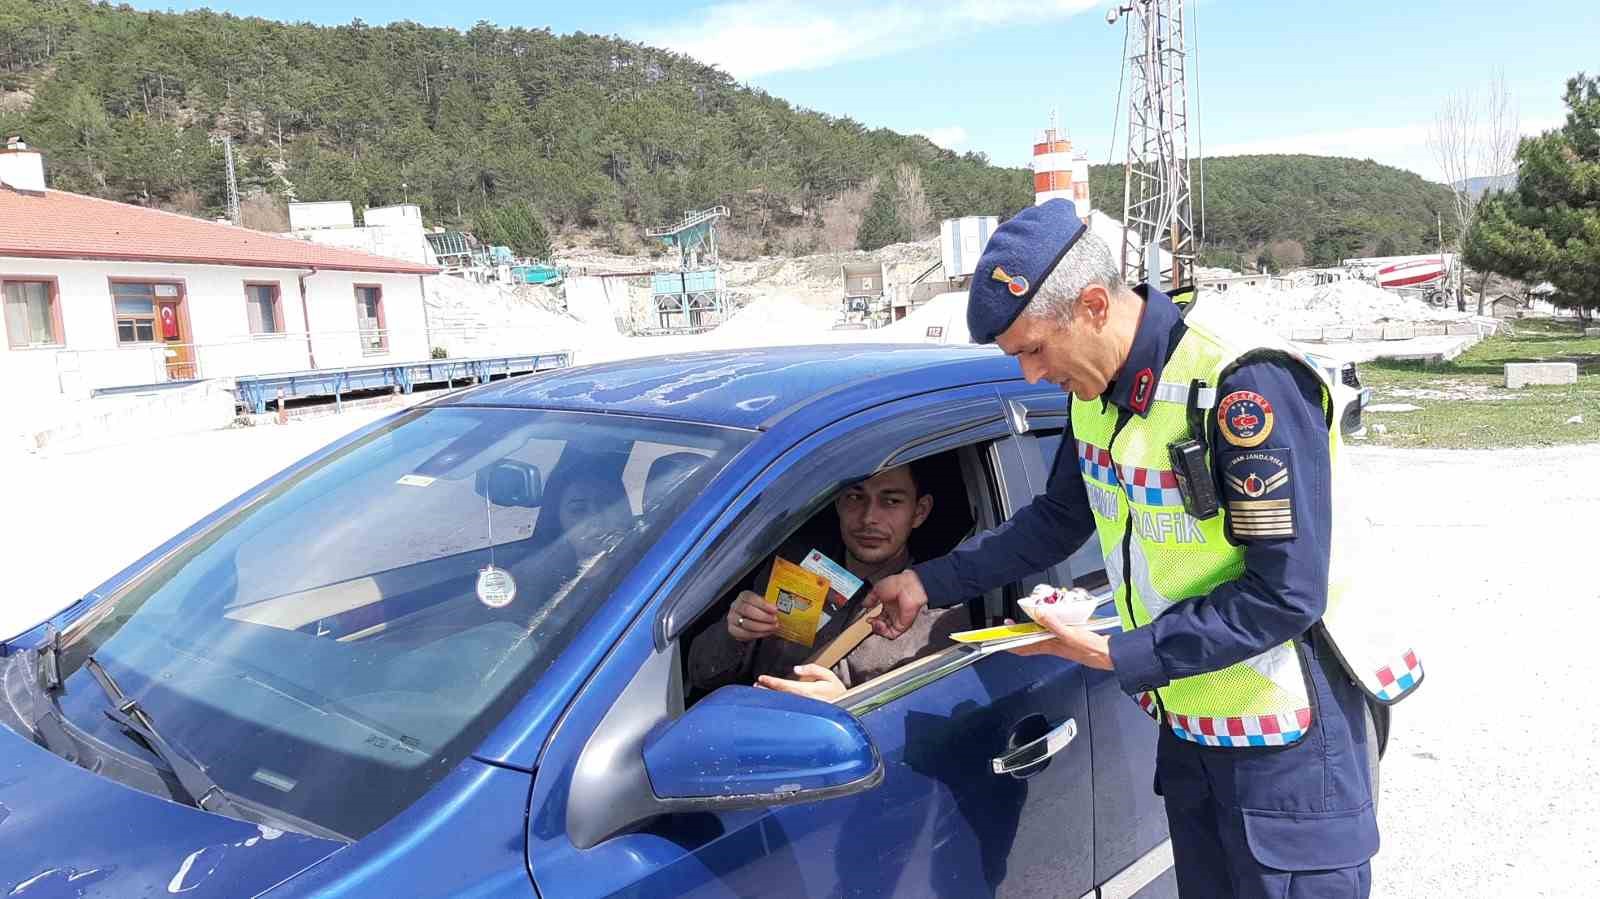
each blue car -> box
[0,345,1175,898]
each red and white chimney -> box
[1031,114,1091,219]
[0,136,46,193]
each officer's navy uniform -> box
[913,202,1384,897]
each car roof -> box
[439,343,1020,429]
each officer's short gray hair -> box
[1021,230,1124,324]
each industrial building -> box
[0,142,438,402]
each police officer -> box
[869,199,1422,898]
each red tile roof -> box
[0,187,439,274]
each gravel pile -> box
[1207,280,1466,331]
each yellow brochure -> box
[765,557,831,647]
[950,622,1045,644]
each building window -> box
[356,285,387,355]
[2,279,63,348]
[246,283,283,335]
[111,281,177,344]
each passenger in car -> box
[525,454,635,586]
[687,462,969,702]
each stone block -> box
[1291,327,1324,343]
[1414,323,1447,337]
[1354,325,1385,342]
[1446,322,1478,336]
[1505,362,1578,388]
[1321,327,1354,342]
[1585,327,1600,338]
[1382,323,1416,341]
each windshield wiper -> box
[5,634,84,767]
[83,656,246,819]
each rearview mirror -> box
[642,686,881,806]
[475,460,542,508]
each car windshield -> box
[38,406,750,839]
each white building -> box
[288,201,438,267]
[0,140,438,404]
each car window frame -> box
[835,422,1090,716]
[656,385,1011,647]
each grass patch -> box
[1357,319,1600,448]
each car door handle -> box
[991,717,1078,775]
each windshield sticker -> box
[396,474,436,487]
[477,565,517,608]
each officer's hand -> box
[727,591,778,642]
[868,570,928,639]
[756,664,847,702]
[1003,614,1114,670]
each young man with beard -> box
[687,461,968,702]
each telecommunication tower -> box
[1107,0,1195,289]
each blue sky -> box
[133,0,1590,182]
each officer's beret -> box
[966,198,1087,344]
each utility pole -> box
[1108,0,1195,289]
[222,135,242,226]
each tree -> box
[1465,73,1600,320]
[857,177,905,250]
[892,163,933,240]
[474,201,552,260]
[1428,70,1519,314]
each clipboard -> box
[802,579,877,669]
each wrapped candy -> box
[1018,584,1099,628]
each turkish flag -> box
[159,305,180,340]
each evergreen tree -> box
[857,178,906,250]
[1465,73,1600,317]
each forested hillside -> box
[1088,155,1458,268]
[2,1,1455,265]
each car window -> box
[1024,429,1105,589]
[43,408,751,840]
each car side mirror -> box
[475,460,542,508]
[642,686,882,808]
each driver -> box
[687,462,968,702]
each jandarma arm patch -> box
[1221,447,1295,540]
[1217,390,1274,447]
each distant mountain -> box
[1089,155,1460,268]
[0,1,1461,266]
[0,0,1035,251]
[1456,173,1518,200]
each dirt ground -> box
[3,419,1594,896]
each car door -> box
[1001,387,1176,897]
[526,385,1096,899]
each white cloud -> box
[915,126,969,149]
[637,0,1100,79]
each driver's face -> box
[558,478,625,557]
[834,466,931,566]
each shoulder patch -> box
[1217,389,1275,447]
[1221,448,1295,540]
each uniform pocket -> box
[1239,803,1378,872]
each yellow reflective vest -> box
[1072,292,1422,748]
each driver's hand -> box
[727,591,778,642]
[867,570,928,639]
[757,664,847,702]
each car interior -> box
[677,445,1015,707]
